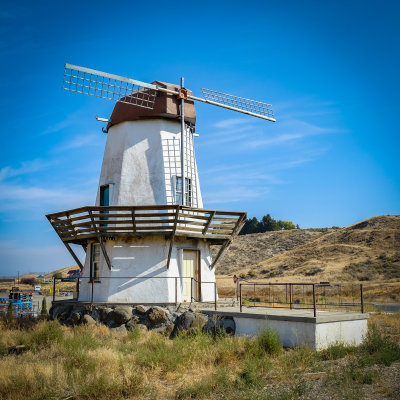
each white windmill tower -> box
[47,64,275,305]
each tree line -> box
[239,214,299,235]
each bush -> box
[255,328,282,356]
[20,277,38,285]
[318,342,357,361]
[31,321,64,348]
[41,297,47,315]
[361,323,400,366]
[6,301,14,321]
[247,269,256,278]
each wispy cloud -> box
[41,110,86,135]
[214,118,250,129]
[0,182,94,215]
[51,132,101,153]
[204,185,270,205]
[0,159,54,181]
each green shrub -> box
[256,328,282,356]
[247,269,256,278]
[361,323,400,366]
[6,301,14,321]
[41,297,47,315]
[31,321,63,348]
[318,342,357,361]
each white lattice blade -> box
[63,64,158,110]
[199,88,275,122]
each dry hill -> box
[213,228,338,275]
[20,265,78,280]
[216,215,400,283]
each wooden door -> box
[182,250,200,302]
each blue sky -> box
[0,0,399,276]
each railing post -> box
[91,279,94,305]
[175,277,178,306]
[76,278,80,299]
[239,283,242,312]
[289,283,292,310]
[52,277,56,303]
[360,284,364,313]
[285,283,288,304]
[312,284,316,318]
[214,282,217,310]
[190,277,193,302]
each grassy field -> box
[0,313,399,400]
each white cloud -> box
[52,132,101,153]
[0,182,94,214]
[41,110,86,135]
[0,159,54,181]
[214,118,250,129]
[204,186,270,205]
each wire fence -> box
[238,282,365,316]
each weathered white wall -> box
[234,316,368,350]
[235,317,316,348]
[96,119,203,207]
[315,319,367,349]
[78,236,215,304]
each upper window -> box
[100,185,110,206]
[176,176,192,206]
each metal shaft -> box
[180,77,185,206]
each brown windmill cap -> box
[107,81,196,129]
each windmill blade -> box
[193,88,275,122]
[63,64,159,110]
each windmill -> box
[46,64,275,304]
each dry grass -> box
[0,313,400,400]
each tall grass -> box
[0,314,399,399]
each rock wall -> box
[49,303,235,338]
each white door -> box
[182,250,199,302]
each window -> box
[100,185,109,224]
[176,176,192,206]
[100,185,109,206]
[90,243,101,282]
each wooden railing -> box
[47,205,246,244]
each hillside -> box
[216,215,400,282]
[20,265,78,280]
[213,228,338,275]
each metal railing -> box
[52,276,218,310]
[239,282,365,317]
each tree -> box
[259,214,278,232]
[240,217,259,235]
[7,301,14,321]
[20,277,38,286]
[41,297,47,315]
[277,220,296,230]
[53,272,62,279]
[239,213,298,235]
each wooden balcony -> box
[47,205,246,244]
[47,206,246,270]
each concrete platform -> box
[202,306,369,350]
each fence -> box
[239,282,365,316]
[52,276,218,310]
